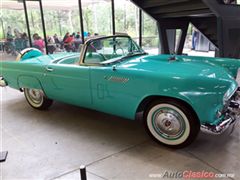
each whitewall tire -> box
[144,99,200,148]
[24,88,53,110]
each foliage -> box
[1,0,159,49]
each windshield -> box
[84,36,145,64]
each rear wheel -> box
[24,88,53,110]
[144,99,200,148]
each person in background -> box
[53,34,61,51]
[74,34,82,52]
[72,32,76,38]
[21,33,28,49]
[47,35,56,54]
[14,28,21,39]
[83,31,88,37]
[13,28,23,52]
[63,32,69,42]
[64,34,74,52]
[62,32,69,49]
[53,34,61,44]
[192,27,199,50]
[5,26,15,55]
[93,33,102,50]
[21,33,28,40]
[6,26,13,40]
[85,32,92,41]
[33,33,45,53]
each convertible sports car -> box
[1,35,240,148]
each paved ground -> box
[1,86,240,180]
[1,51,240,180]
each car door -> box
[89,65,138,120]
[81,36,140,119]
[42,63,92,108]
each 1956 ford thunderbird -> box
[1,35,240,148]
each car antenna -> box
[112,65,117,71]
[169,53,176,61]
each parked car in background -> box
[1,35,240,148]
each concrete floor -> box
[1,87,240,180]
[1,52,240,180]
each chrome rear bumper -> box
[0,77,7,87]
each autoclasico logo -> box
[149,171,235,179]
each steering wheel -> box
[111,47,124,59]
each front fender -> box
[158,78,237,125]
[135,73,236,125]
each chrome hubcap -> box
[26,89,43,106]
[152,108,185,139]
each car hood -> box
[118,54,238,109]
[182,55,240,76]
[119,54,236,82]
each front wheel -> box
[144,99,200,148]
[24,88,53,110]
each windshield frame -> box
[79,35,145,66]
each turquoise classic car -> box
[1,35,240,148]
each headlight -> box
[236,68,240,85]
[216,109,222,118]
[223,91,230,105]
[223,86,238,105]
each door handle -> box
[46,67,54,72]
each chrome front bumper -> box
[201,115,238,135]
[201,89,240,135]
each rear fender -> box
[17,76,43,90]
[16,48,43,61]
